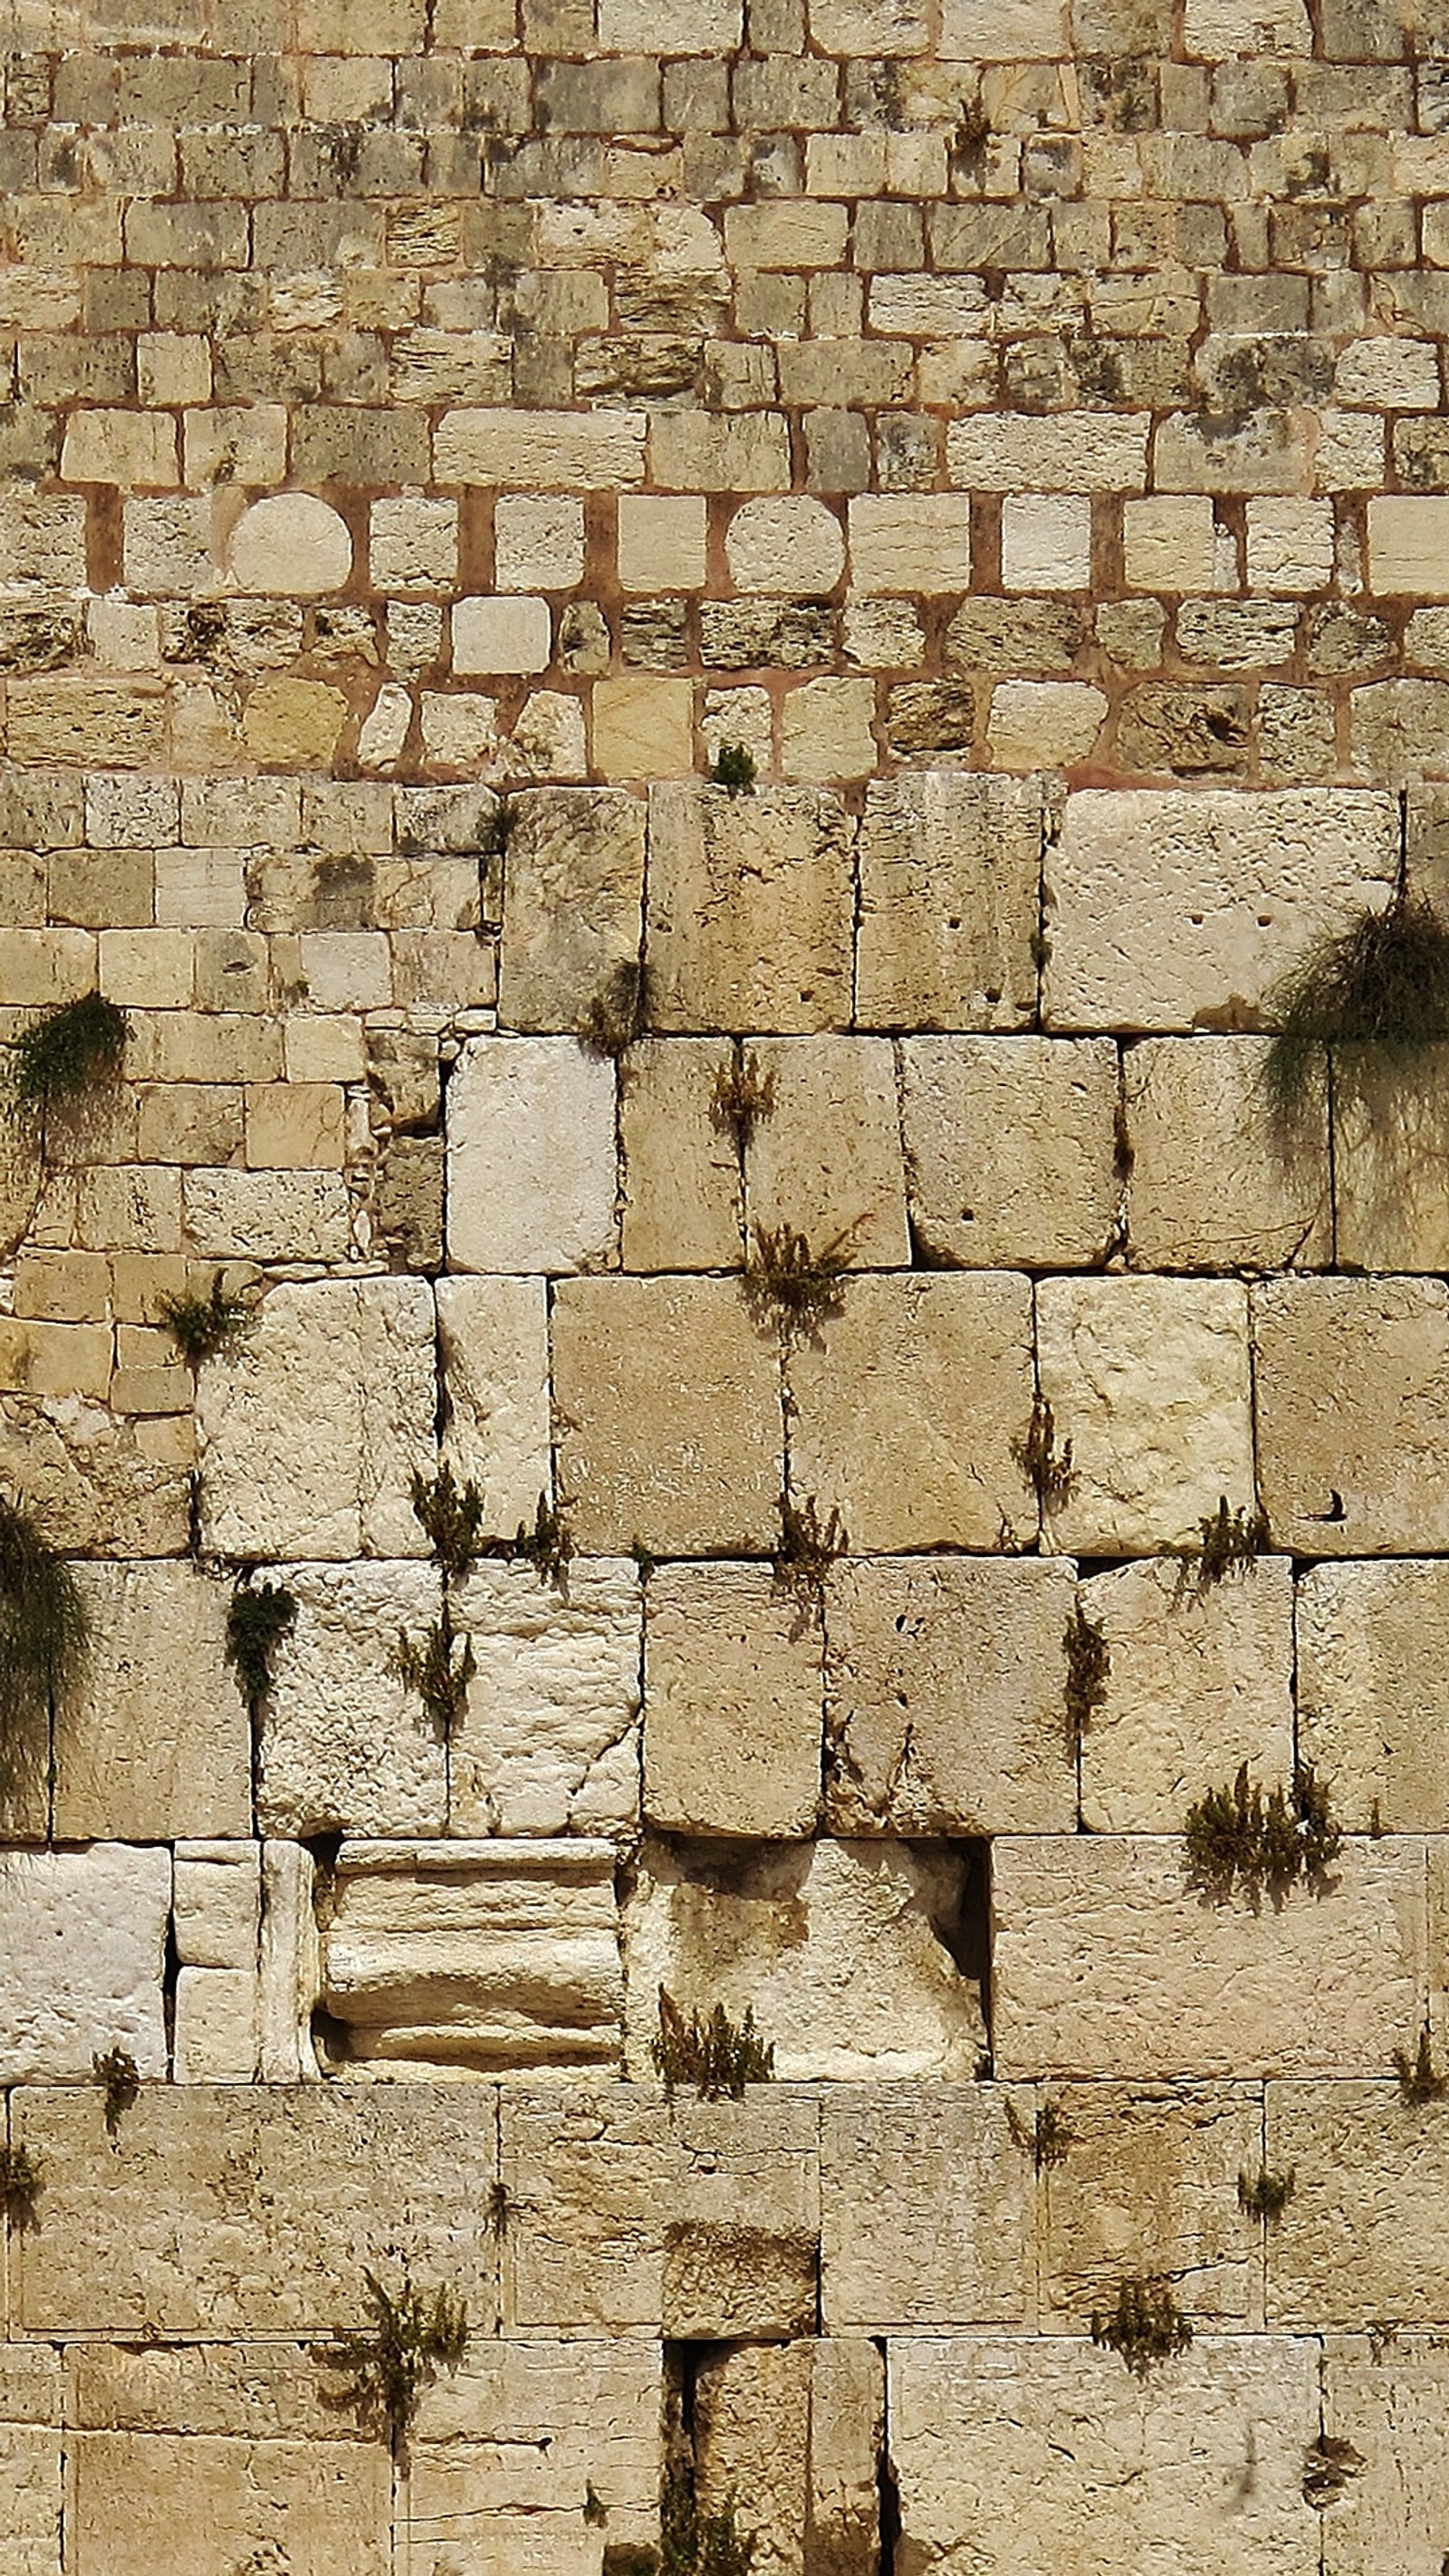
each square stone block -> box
[901,1034,1118,1269]
[820,2088,1036,2331]
[446,1034,617,1274]
[1298,1559,1449,1830]
[0,1844,169,2084]
[1254,1278,1449,1554]
[744,1036,909,1269]
[450,1559,641,1838]
[644,1562,823,1839]
[1266,2082,1449,2327]
[1124,1037,1330,1272]
[856,772,1041,1032]
[56,1562,247,1842]
[1078,1557,1295,1833]
[409,2341,662,2568]
[1039,2082,1264,2327]
[646,783,855,1033]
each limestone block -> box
[993,1837,1427,2081]
[1123,1037,1330,1271]
[494,496,584,593]
[0,2349,60,2575]
[228,494,351,597]
[56,1562,246,1841]
[820,2088,1035,2331]
[1368,495,1449,595]
[449,1559,640,1839]
[14,2087,501,2337]
[260,1841,321,2084]
[1036,1275,1255,1554]
[1253,1278,1449,1555]
[1333,1048,1449,1271]
[1264,2082,1449,2327]
[619,1034,742,1271]
[408,2342,662,2572]
[454,594,552,678]
[0,1394,190,1557]
[744,1036,909,1270]
[68,2426,387,2576]
[856,773,1041,1032]
[173,1966,260,2083]
[1002,493,1092,593]
[847,495,973,594]
[1079,1558,1295,1833]
[552,1277,782,1554]
[695,2340,882,2576]
[623,1836,987,2083]
[1041,2082,1263,2327]
[646,783,854,1034]
[174,1842,262,1968]
[370,495,458,594]
[900,1035,1118,1269]
[824,1556,1078,1835]
[644,1563,822,1839]
[435,409,647,489]
[183,1167,352,1262]
[197,1279,437,1561]
[1320,2335,1449,2573]
[948,412,1149,492]
[1297,1560,1449,1830]
[592,676,694,783]
[727,497,845,595]
[890,2337,1320,2576]
[788,1273,1034,1552]
[437,1275,552,1539]
[811,0,929,47]
[501,2083,819,2338]
[320,1840,623,2075]
[988,679,1108,770]
[1124,495,1217,592]
[257,1562,447,1838]
[446,1035,617,1274]
[1045,789,1398,1033]
[780,678,878,784]
[619,495,707,592]
[497,788,646,1034]
[0,1844,168,2082]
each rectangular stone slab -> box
[1265,2081,1449,2328]
[820,2085,1036,2331]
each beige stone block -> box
[15,2087,501,2335]
[940,0,1065,45]
[1002,493,1092,592]
[1123,1037,1330,1271]
[901,1035,1118,1269]
[59,408,178,487]
[1297,1560,1449,1831]
[857,772,1041,1032]
[173,1966,259,2083]
[137,1083,242,1168]
[726,496,845,596]
[0,1393,189,1559]
[820,2088,1034,2331]
[993,1837,1427,2081]
[498,786,645,1035]
[502,2084,819,2338]
[592,675,694,782]
[0,926,95,1007]
[1045,788,1398,1033]
[1041,2082,1264,2326]
[446,1034,617,1274]
[780,678,878,783]
[948,412,1148,493]
[1254,1277,1449,1555]
[449,1560,640,1839]
[1036,1276,1255,1555]
[184,404,289,489]
[7,678,168,769]
[1185,0,1310,44]
[243,1081,345,1170]
[619,1034,742,1271]
[810,0,928,48]
[1155,409,1305,498]
[368,495,456,598]
[56,1562,246,1842]
[436,1274,551,1540]
[744,1035,908,1269]
[649,410,792,495]
[0,2350,61,2576]
[0,1843,169,2083]
[789,1272,1033,1552]
[420,690,498,772]
[553,1276,782,1554]
[0,489,86,591]
[1335,339,1439,409]
[228,492,351,597]
[1320,2334,1449,2572]
[99,929,194,1010]
[257,1560,447,1838]
[644,1563,822,1839]
[847,495,973,595]
[183,1167,351,1263]
[240,678,349,769]
[619,494,707,592]
[14,1251,110,1324]
[824,1556,1078,1835]
[0,1317,111,1402]
[454,593,552,677]
[173,1842,261,1969]
[695,2338,878,2576]
[1123,495,1217,592]
[409,2341,661,2568]
[1246,498,1334,594]
[1370,498,1449,597]
[726,202,848,271]
[987,678,1108,769]
[1265,2082,1449,2327]
[68,2426,386,2576]
[1333,1048,1449,1271]
[647,783,854,1033]
[494,495,584,594]
[437,409,647,490]
[1080,1557,1295,1834]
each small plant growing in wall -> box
[709,742,756,797]
[4,991,128,1130]
[1091,2276,1193,2379]
[1063,1601,1108,1757]
[1169,1496,1271,1600]
[651,1987,775,2101]
[1394,2024,1449,2106]
[579,959,653,1060]
[741,1220,858,1347]
[0,2143,42,2230]
[1013,1393,1074,1515]
[1007,2097,1075,2173]
[1264,888,1449,1122]
[92,2046,139,2138]
[1302,2433,1365,2508]
[225,1577,297,1725]
[772,1492,848,1612]
[330,2266,468,2455]
[390,1606,476,1741]
[583,2481,609,2529]
[0,1495,88,1751]
[513,1491,574,1589]
[158,1271,256,1369]
[1238,2166,1295,2221]
[410,1462,485,1582]
[660,2465,756,2576]
[1183,1762,1341,1907]
[710,1048,776,1156]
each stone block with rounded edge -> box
[744,1036,909,1270]
[619,1035,742,1271]
[1320,2334,1449,2571]
[1036,1275,1255,1555]
[1078,1557,1295,1833]
[644,1562,822,1840]
[1123,1037,1331,1272]
[436,1275,552,1540]
[408,2341,662,2571]
[1045,789,1398,1033]
[1297,1559,1449,1830]
[1333,1049,1449,1272]
[446,1035,617,1274]
[496,787,646,1034]
[992,1837,1427,2081]
[823,1556,1078,1835]
[256,1562,447,1839]
[552,1276,782,1555]
[228,494,351,597]
[623,1836,986,2084]
[788,1272,1034,1552]
[1264,2083,1449,2328]
[1040,2081,1264,2326]
[197,1279,437,1562]
[1253,1277,1449,1555]
[0,2350,60,2576]
[901,1035,1118,1269]
[0,1844,169,2083]
[726,496,845,595]
[857,772,1041,1032]
[820,2087,1035,2331]
[645,783,854,1033]
[449,1558,640,1839]
[56,1562,246,1842]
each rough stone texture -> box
[446,1034,618,1274]
[450,1558,641,1838]
[1333,1049,1449,1274]
[436,1274,552,1539]
[1124,1038,1331,1273]
[0,2350,61,2576]
[647,783,854,1033]
[695,2340,882,2576]
[1078,1558,1296,1833]
[744,1036,910,1270]
[1265,2083,1449,2328]
[69,2424,388,2575]
[1254,1279,1449,1556]
[1320,2334,1449,2574]
[900,1035,1119,1270]
[619,1033,742,1271]
[498,787,647,1035]
[820,2088,1035,2331]
[57,1561,246,1841]
[1039,2083,1263,2326]
[256,1562,447,1838]
[1297,1560,1449,1831]
[0,1844,169,2082]
[644,1562,823,1840]
[408,2342,662,2571]
[856,773,1041,1032]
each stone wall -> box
[5,0,1449,2566]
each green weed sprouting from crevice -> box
[1091,2276,1193,2379]
[0,1495,88,1764]
[1063,1601,1108,1757]
[0,2143,42,2230]
[710,1049,776,1157]
[1184,1761,1341,1906]
[1394,2023,1449,2106]
[772,1491,848,1612]
[1239,2166,1296,2221]
[1169,1496,1271,1600]
[226,1578,297,1725]
[1007,2097,1075,2173]
[1264,889,1449,1124]
[741,1220,859,1347]
[1302,2433,1365,2509]
[1013,1393,1074,1515]
[93,2046,139,2139]
[709,742,756,797]
[659,2465,756,2576]
[158,1272,256,1368]
[410,1462,485,1582]
[650,1986,775,2101]
[510,1491,574,1590]
[328,2267,468,2455]
[5,991,128,1129]
[390,1606,476,1741]
[579,959,653,1060]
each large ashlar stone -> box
[552,1277,782,1554]
[0,2350,61,2576]
[820,2087,1036,2331]
[1044,789,1398,1033]
[695,2340,883,2576]
[257,1562,447,1837]
[1320,2334,1449,2573]
[0,1393,189,1557]
[1333,1048,1449,1272]
[1078,1558,1295,1833]
[497,787,647,1034]
[450,1559,641,1837]
[1123,1037,1331,1272]
[645,783,854,1033]
[409,2342,662,2573]
[197,1279,437,1561]
[1039,2082,1263,2327]
[57,1562,247,1841]
[788,1273,1034,1552]
[993,1838,1427,2081]
[1036,1275,1255,1554]
[68,2427,388,2576]
[744,1036,909,1269]
[823,1556,1078,1835]
[620,1034,742,1271]
[446,1035,617,1274]
[320,1840,623,2076]
[501,2084,819,2339]
[889,2337,1321,2576]
[14,2086,502,2338]
[900,1035,1118,1269]
[623,1836,987,2083]
[436,1275,552,1539]
[1253,1278,1449,1554]
[0,1844,169,2083]
[1265,2082,1449,2328]
[1297,1560,1449,1830]
[856,772,1041,1032]
[644,1562,823,1840]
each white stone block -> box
[437,1275,552,1540]
[450,1559,641,1838]
[0,1844,169,2082]
[173,1842,261,1967]
[1123,495,1216,593]
[228,493,351,597]
[820,2088,1035,2331]
[369,495,457,594]
[409,2341,661,2566]
[726,497,845,596]
[256,1562,447,1838]
[1001,493,1091,591]
[1247,498,1335,595]
[494,495,584,592]
[987,678,1108,769]
[446,1035,617,1274]
[453,594,552,676]
[848,495,972,595]
[1036,1275,1255,1554]
[173,1967,259,2084]
[901,1034,1119,1270]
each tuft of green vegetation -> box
[226,1578,297,1725]
[158,1272,255,1368]
[1302,2433,1365,2509]
[710,742,757,798]
[92,2046,139,2139]
[651,1987,775,2101]
[630,1537,657,1583]
[1238,2166,1296,2221]
[1063,1601,1108,1757]
[660,2465,756,2576]
[710,1049,777,1156]
[1265,889,1449,1122]
[741,1220,858,1347]
[579,960,652,1060]
[513,1491,573,1589]
[584,2482,609,2529]
[5,991,128,1127]
[0,1495,88,1748]
[391,1608,476,1740]
[1394,2023,1449,2106]
[1091,2276,1193,2379]
[1007,2097,1075,2173]
[1185,1761,1341,1905]
[772,1491,848,1610]
[1013,1393,1075,1515]
[0,2142,42,2230]
[410,1462,485,1582]
[1170,1495,1271,1599]
[330,2267,468,2454]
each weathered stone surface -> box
[436,1275,552,1541]
[1036,1275,1256,1554]
[172,1967,260,2085]
[1253,1278,1449,1555]
[623,1836,986,2082]
[1078,1558,1295,1833]
[619,1033,742,1271]
[820,2088,1035,2331]
[57,1562,247,1841]
[552,1276,782,1554]
[744,1036,909,1270]
[1123,1037,1331,1272]
[409,2342,662,2571]
[498,787,647,1034]
[1040,2082,1263,2326]
[259,1840,321,2085]
[823,1555,1078,1834]
[1297,1560,1449,1830]
[1265,2082,1449,2327]
[644,1562,822,1840]
[257,1562,447,1837]
[0,2350,61,2576]
[788,1273,1034,1552]
[228,492,352,596]
[450,1558,640,1837]
[1045,790,1398,1033]
[1320,2334,1449,2573]
[446,1035,618,1274]
[1333,1048,1449,1272]
[856,773,1041,1032]
[900,1035,1118,1269]
[646,783,854,1033]
[0,1394,189,1557]
[993,1838,1427,2081]
[197,1280,437,1561]
[0,1844,168,2083]
[695,2340,883,2576]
